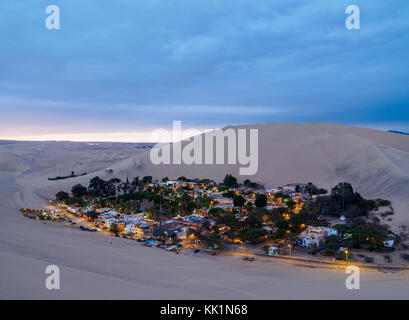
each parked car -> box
[248,257,254,261]
[70,222,76,225]
[194,249,200,254]
[242,256,248,260]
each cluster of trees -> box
[269,206,320,239]
[334,219,391,251]
[220,190,266,209]
[166,174,264,191]
[214,210,266,244]
[208,196,323,245]
[305,182,390,219]
[304,182,327,195]
[243,179,264,190]
[222,174,238,188]
[55,189,86,207]
[255,193,267,208]
[324,235,341,255]
[55,175,155,207]
[221,174,264,190]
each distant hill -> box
[388,130,409,136]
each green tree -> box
[245,213,263,229]
[243,179,252,187]
[243,179,263,189]
[64,196,86,207]
[273,216,290,238]
[142,176,153,184]
[244,228,265,244]
[286,199,296,210]
[305,182,327,195]
[255,193,267,208]
[86,210,98,221]
[71,184,88,198]
[110,223,119,234]
[223,174,238,188]
[208,207,224,219]
[88,176,108,197]
[55,191,69,201]
[233,195,246,207]
[324,235,340,255]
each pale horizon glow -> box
[0,127,215,143]
[2,121,409,143]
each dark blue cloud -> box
[1,0,408,138]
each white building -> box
[265,188,281,195]
[67,206,79,214]
[123,213,144,223]
[125,222,136,234]
[297,226,338,248]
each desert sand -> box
[1,122,409,299]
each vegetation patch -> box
[48,172,87,181]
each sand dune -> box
[1,122,409,299]
[109,122,409,226]
[1,122,408,221]
[111,122,409,199]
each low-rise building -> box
[153,219,181,233]
[267,246,279,256]
[67,206,79,214]
[297,226,338,248]
[125,222,136,234]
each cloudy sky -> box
[1,0,408,141]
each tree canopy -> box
[222,174,238,188]
[71,184,87,198]
[233,195,246,207]
[55,191,69,201]
[255,193,267,208]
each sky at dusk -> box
[1,0,409,141]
